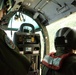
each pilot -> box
[0,0,31,75]
[42,27,76,75]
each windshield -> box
[8,12,39,30]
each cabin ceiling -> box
[22,0,76,23]
[9,0,76,25]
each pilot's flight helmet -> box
[54,27,76,51]
[0,0,15,13]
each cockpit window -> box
[8,12,39,30]
[5,12,39,40]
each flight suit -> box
[0,28,31,75]
[41,52,76,75]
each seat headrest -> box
[19,23,35,33]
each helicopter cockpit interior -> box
[1,0,76,55]
[0,0,76,75]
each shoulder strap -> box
[41,64,49,75]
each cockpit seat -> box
[13,23,41,74]
[13,23,35,49]
[0,28,31,75]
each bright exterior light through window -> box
[5,12,39,40]
[8,12,39,29]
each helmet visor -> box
[55,36,67,47]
